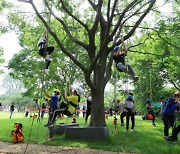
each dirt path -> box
[0,141,129,154]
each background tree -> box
[0,74,25,94]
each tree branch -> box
[30,0,87,72]
[121,0,156,43]
[44,0,89,50]
[59,0,89,32]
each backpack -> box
[11,123,24,143]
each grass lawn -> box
[0,111,179,154]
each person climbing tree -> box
[45,86,84,127]
[113,39,139,82]
[38,30,54,74]
[43,89,60,127]
[146,98,156,127]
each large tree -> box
[17,0,156,126]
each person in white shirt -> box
[124,95,135,131]
[38,30,54,74]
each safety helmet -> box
[117,99,120,102]
[146,98,150,103]
[127,95,133,101]
[74,86,84,95]
[113,46,120,52]
[54,89,60,94]
[168,97,174,104]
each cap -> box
[54,89,60,94]
[113,46,120,52]
[146,98,150,103]
[168,97,174,104]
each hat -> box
[74,86,84,95]
[168,97,174,104]
[127,95,133,101]
[146,98,150,103]
[54,89,60,94]
[113,46,120,52]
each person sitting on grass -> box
[113,39,139,82]
[146,98,156,127]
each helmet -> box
[74,86,84,95]
[127,95,133,101]
[54,89,60,94]
[117,99,120,102]
[113,46,120,52]
[146,98,150,103]
[168,97,174,104]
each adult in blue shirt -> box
[163,97,178,140]
[43,89,60,127]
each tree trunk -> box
[89,64,106,126]
[90,87,106,126]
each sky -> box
[0,0,172,94]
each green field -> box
[0,111,179,154]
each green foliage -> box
[7,14,86,97]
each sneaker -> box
[131,129,134,132]
[174,137,178,141]
[45,69,49,74]
[133,76,139,82]
[44,122,53,127]
[47,137,54,141]
[152,123,156,127]
[120,124,124,126]
[164,136,169,141]
[44,123,49,127]
[167,137,175,144]
[170,136,178,141]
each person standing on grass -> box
[82,105,86,118]
[120,93,135,126]
[124,95,135,131]
[163,98,177,141]
[10,103,14,119]
[85,94,92,124]
[163,91,180,142]
[41,103,46,119]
